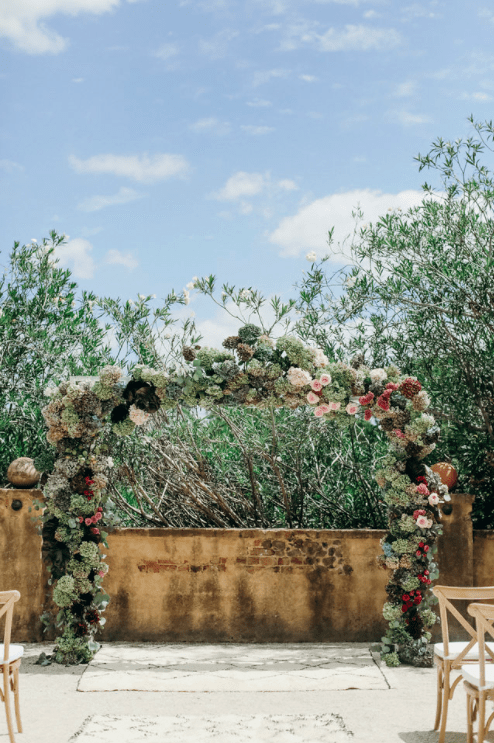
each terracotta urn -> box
[6,457,41,488]
[430,462,458,490]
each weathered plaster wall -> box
[102,528,389,642]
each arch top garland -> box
[39,324,449,666]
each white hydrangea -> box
[370,368,387,383]
[129,404,150,426]
[311,348,329,368]
[287,367,312,387]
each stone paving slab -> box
[78,643,388,692]
[70,713,353,742]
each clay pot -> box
[6,457,41,488]
[430,462,458,490]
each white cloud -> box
[269,188,441,258]
[0,159,24,173]
[69,152,190,183]
[72,77,84,83]
[154,42,179,60]
[189,117,231,135]
[246,98,272,107]
[387,109,433,126]
[77,186,144,212]
[54,238,96,279]
[400,3,442,20]
[0,0,122,54]
[458,91,492,102]
[240,124,275,135]
[199,29,239,59]
[105,249,139,269]
[394,81,417,97]
[252,68,289,86]
[277,179,297,191]
[212,171,266,200]
[299,74,317,82]
[281,23,402,52]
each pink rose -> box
[311,379,323,392]
[85,517,92,526]
[416,515,430,529]
[98,570,106,578]
[95,512,103,521]
[329,401,341,411]
[345,403,359,415]
[320,374,331,386]
[307,391,319,405]
[314,406,326,417]
[386,382,399,391]
[416,483,430,495]
[393,429,406,439]
[428,493,439,506]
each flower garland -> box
[38,325,447,665]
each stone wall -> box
[0,488,488,643]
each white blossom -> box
[306,251,317,262]
[370,368,387,383]
[346,276,357,288]
[186,281,195,290]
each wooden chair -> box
[433,585,494,743]
[0,591,23,743]
[463,602,494,743]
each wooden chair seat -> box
[0,646,23,665]
[435,641,494,661]
[463,603,494,743]
[462,662,494,691]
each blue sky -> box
[1,0,493,342]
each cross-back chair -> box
[433,585,494,743]
[463,602,494,743]
[0,591,23,743]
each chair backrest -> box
[0,591,20,663]
[433,585,494,664]
[468,603,494,689]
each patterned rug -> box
[70,713,354,742]
[78,642,387,692]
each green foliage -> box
[0,232,113,482]
[295,115,494,526]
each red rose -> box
[418,542,424,548]
[416,550,421,557]
[402,594,410,602]
[364,409,372,421]
[424,545,429,552]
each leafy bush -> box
[295,115,494,526]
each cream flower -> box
[129,405,150,426]
[370,368,387,383]
[306,251,317,262]
[287,367,312,387]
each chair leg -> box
[434,664,444,730]
[438,665,450,743]
[12,667,22,734]
[3,666,15,743]
[466,690,474,743]
[478,691,486,743]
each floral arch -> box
[38,325,449,666]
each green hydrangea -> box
[54,631,94,664]
[196,347,234,371]
[399,515,417,534]
[74,578,92,595]
[112,418,136,437]
[79,541,101,568]
[414,413,436,433]
[253,343,274,363]
[53,575,77,607]
[93,381,115,400]
[384,488,409,507]
[421,609,438,628]
[67,558,91,579]
[385,365,401,382]
[402,576,421,592]
[70,494,97,516]
[383,651,400,667]
[205,385,224,398]
[238,324,262,344]
[61,406,79,425]
[276,336,313,370]
[392,538,416,555]
[383,602,402,622]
